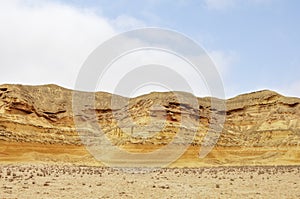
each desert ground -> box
[1,164,300,198]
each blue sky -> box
[0,0,299,98]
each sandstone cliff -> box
[0,84,299,166]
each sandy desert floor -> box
[0,164,300,198]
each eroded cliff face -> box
[223,91,300,147]
[0,84,300,149]
[0,84,300,166]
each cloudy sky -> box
[0,0,299,98]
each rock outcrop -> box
[0,84,299,166]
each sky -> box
[0,0,299,98]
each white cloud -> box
[0,0,118,89]
[111,15,146,31]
